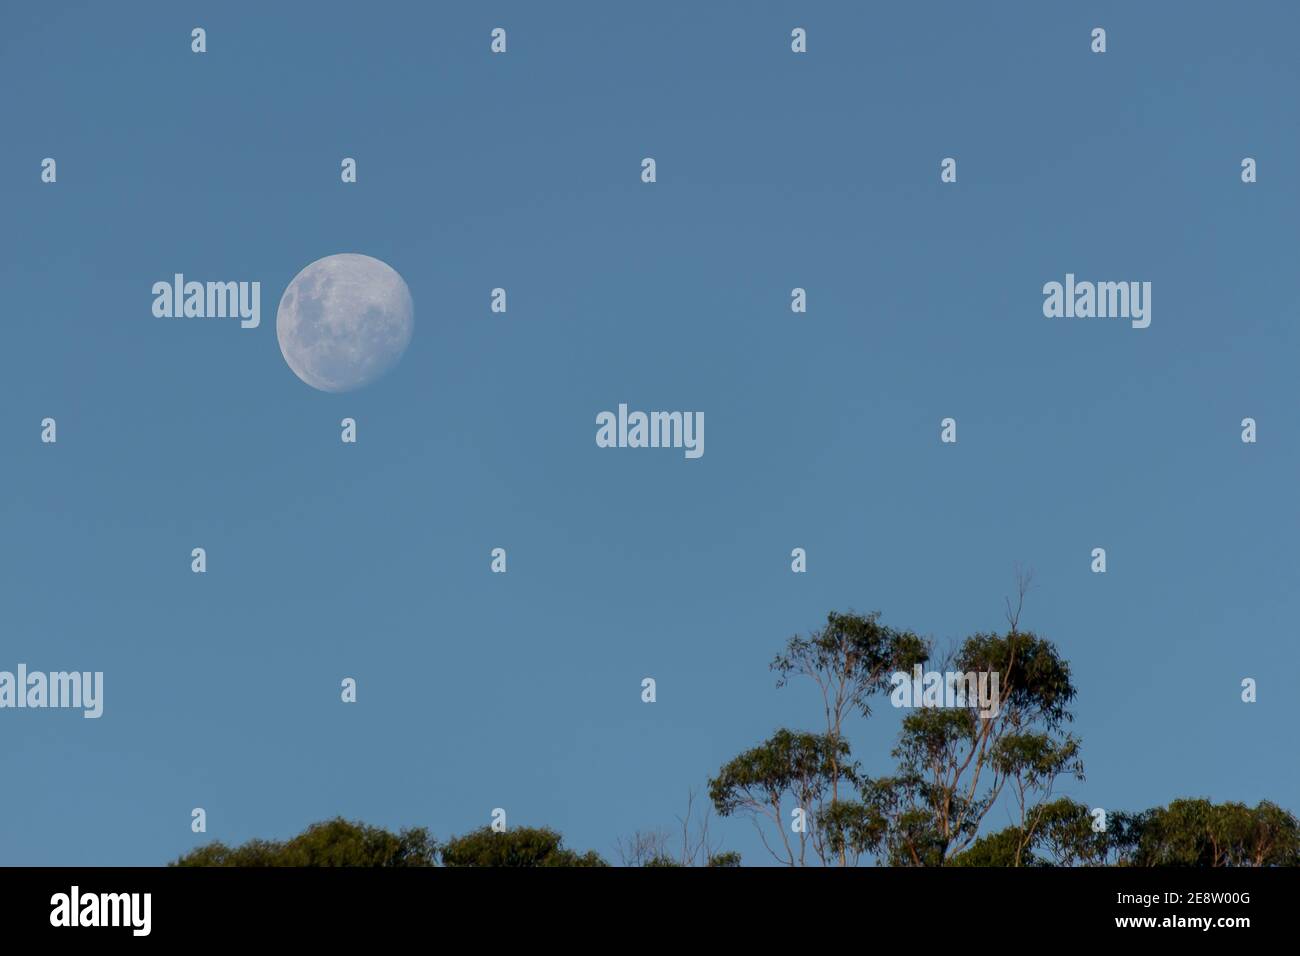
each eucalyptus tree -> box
[711,610,927,865]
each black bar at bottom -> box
[0,865,1288,941]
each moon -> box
[276,253,414,393]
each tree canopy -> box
[172,819,606,868]
[171,598,1299,868]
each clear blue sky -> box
[2,1,1297,865]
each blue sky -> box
[1,1,1297,865]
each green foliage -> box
[770,610,928,721]
[954,630,1077,730]
[1122,799,1300,867]
[948,798,1111,867]
[638,850,740,867]
[440,826,607,867]
[873,801,947,867]
[817,798,890,860]
[715,610,930,865]
[992,733,1082,786]
[170,601,1300,869]
[171,818,437,867]
[949,824,1044,867]
[709,728,853,865]
[1034,797,1120,867]
[709,729,852,817]
[174,819,606,868]
[707,851,743,867]
[884,630,1083,864]
[947,797,1300,868]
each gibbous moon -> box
[276,253,414,392]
